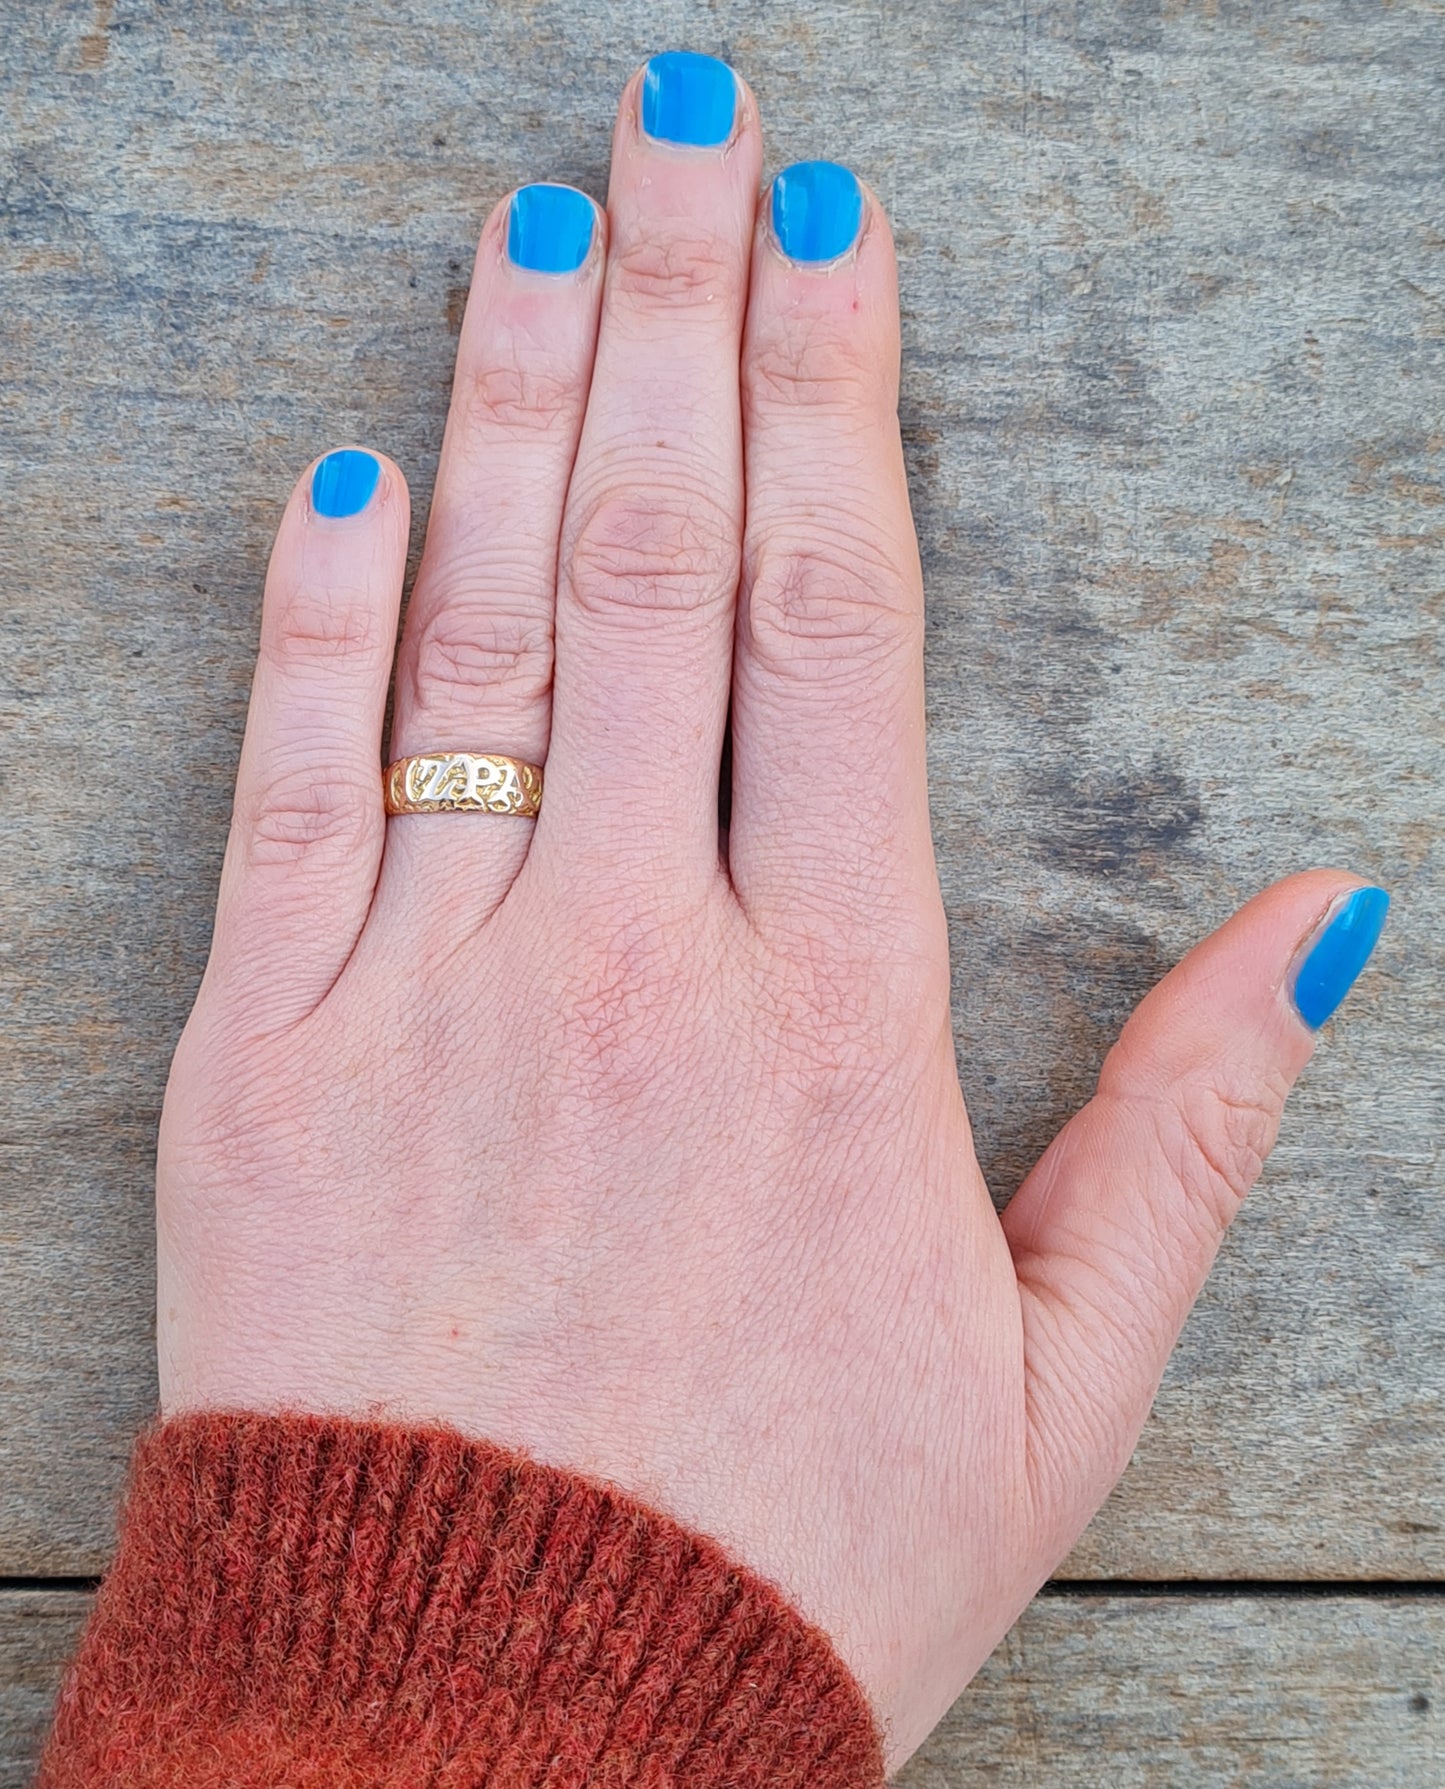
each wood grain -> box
[0,1595,88,1789]
[1,1591,1439,1788]
[1,0,1440,1593]
[898,1592,1444,1789]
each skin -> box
[157,65,1363,1772]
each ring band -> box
[383,752,543,817]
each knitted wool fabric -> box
[38,1410,886,1788]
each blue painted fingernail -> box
[1292,886,1390,1030]
[771,160,865,265]
[311,449,380,519]
[508,183,596,274]
[641,51,737,147]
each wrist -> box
[41,1409,885,1788]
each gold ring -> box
[383,752,543,817]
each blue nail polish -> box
[1292,886,1390,1030]
[508,183,596,274]
[311,449,380,519]
[641,51,737,147]
[771,160,864,265]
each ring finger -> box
[380,181,606,912]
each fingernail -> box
[311,449,380,519]
[1292,886,1390,1030]
[508,183,596,274]
[771,160,865,265]
[641,51,737,147]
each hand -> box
[156,56,1385,1768]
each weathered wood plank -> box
[0,1595,89,1789]
[1,0,1441,1579]
[899,1593,1445,1788]
[1,1591,1439,1788]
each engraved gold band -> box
[383,752,543,817]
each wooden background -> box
[1,0,1440,1781]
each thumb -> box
[1001,870,1390,1546]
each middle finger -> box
[536,54,762,888]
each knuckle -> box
[1158,1077,1284,1233]
[748,316,883,412]
[407,600,552,706]
[264,583,386,668]
[459,353,580,436]
[242,762,378,868]
[610,228,737,311]
[567,487,736,619]
[744,535,917,678]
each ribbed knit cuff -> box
[39,1411,885,1788]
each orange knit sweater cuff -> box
[39,1410,886,1787]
